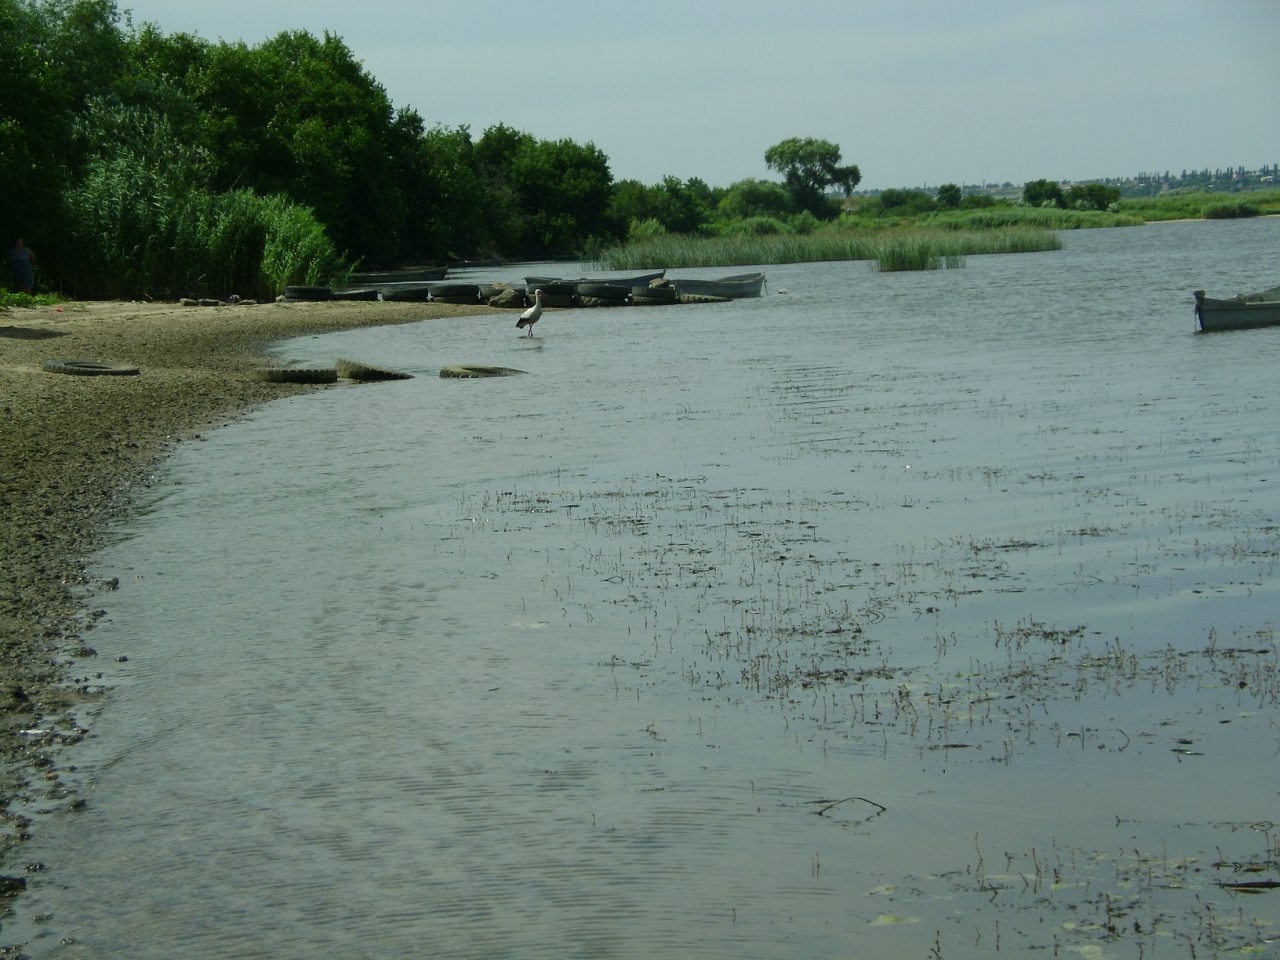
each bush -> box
[1202,201,1260,219]
[627,217,667,242]
[67,166,345,299]
[787,211,822,235]
[715,216,790,237]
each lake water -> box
[9,218,1280,958]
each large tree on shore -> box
[476,123,614,257]
[763,136,861,218]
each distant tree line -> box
[1,0,865,298]
[1021,179,1121,211]
[1112,165,1278,197]
[5,1,1266,299]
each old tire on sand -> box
[335,358,414,381]
[42,358,140,376]
[439,364,527,379]
[251,367,338,384]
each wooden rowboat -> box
[351,265,448,285]
[1194,286,1280,331]
[671,272,766,299]
[523,271,665,293]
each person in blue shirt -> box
[7,238,36,294]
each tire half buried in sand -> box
[335,358,414,381]
[251,367,338,384]
[42,358,141,376]
[439,364,527,379]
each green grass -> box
[0,291,59,309]
[598,226,1062,271]
[1115,189,1280,221]
[599,184,1279,272]
[924,207,1144,230]
[1202,200,1261,219]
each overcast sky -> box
[118,0,1278,191]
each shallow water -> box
[11,218,1280,958]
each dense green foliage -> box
[1,1,1272,293]
[1202,200,1261,219]
[763,136,861,218]
[0,0,620,296]
[926,207,1144,230]
[1114,189,1280,222]
[1021,179,1120,211]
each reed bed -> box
[66,163,347,300]
[598,226,1062,271]
[1202,199,1262,219]
[1116,188,1280,221]
[924,206,1144,230]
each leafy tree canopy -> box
[1022,179,1120,212]
[607,176,717,237]
[1023,178,1065,208]
[1065,182,1121,212]
[936,183,962,208]
[716,178,793,220]
[764,136,861,218]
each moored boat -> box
[1194,286,1280,331]
[576,281,630,301]
[428,282,480,303]
[378,282,434,302]
[351,265,448,285]
[331,287,381,301]
[522,280,576,298]
[671,272,766,299]
[523,270,665,293]
[630,284,678,302]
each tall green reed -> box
[597,226,1062,271]
[67,171,347,299]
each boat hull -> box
[351,266,448,284]
[524,271,665,293]
[671,272,766,298]
[1195,289,1280,331]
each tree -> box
[1022,178,1065,208]
[877,189,936,216]
[936,183,962,208]
[606,176,713,238]
[509,136,613,255]
[716,178,793,220]
[763,136,860,218]
[396,120,496,261]
[180,30,408,264]
[0,0,128,280]
[1064,183,1120,211]
[477,125,614,256]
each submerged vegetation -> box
[2,1,1275,296]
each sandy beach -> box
[0,296,499,862]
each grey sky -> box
[120,0,1278,190]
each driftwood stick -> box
[812,796,888,818]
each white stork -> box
[516,288,546,336]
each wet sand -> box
[0,297,499,862]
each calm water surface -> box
[11,218,1280,958]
